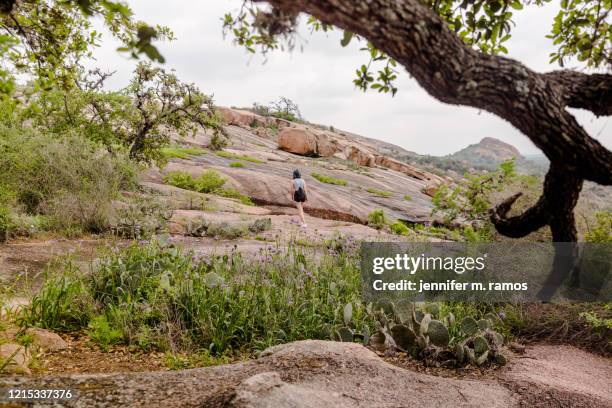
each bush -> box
[390,221,409,235]
[194,171,227,193]
[366,188,393,198]
[111,195,173,239]
[311,172,348,186]
[0,129,136,234]
[367,209,387,229]
[163,171,196,190]
[187,217,271,239]
[88,315,123,351]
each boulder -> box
[0,343,31,374]
[218,107,269,128]
[277,128,319,157]
[25,328,68,352]
[346,145,375,167]
[375,155,432,181]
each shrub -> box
[311,172,348,186]
[88,315,123,351]
[111,195,173,239]
[367,209,387,229]
[0,129,136,234]
[230,161,245,168]
[163,171,197,190]
[366,188,393,198]
[390,221,409,235]
[187,217,271,239]
[216,151,262,163]
[248,218,272,233]
[194,171,227,193]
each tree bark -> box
[256,0,612,241]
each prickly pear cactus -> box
[390,324,416,350]
[336,327,354,342]
[454,343,465,363]
[461,316,479,336]
[473,335,489,355]
[476,350,489,366]
[427,320,450,347]
[477,318,491,330]
[419,313,432,336]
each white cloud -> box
[87,0,611,156]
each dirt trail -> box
[1,341,609,407]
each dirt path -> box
[1,341,609,407]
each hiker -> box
[290,169,308,227]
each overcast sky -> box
[88,0,611,156]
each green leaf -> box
[340,30,353,47]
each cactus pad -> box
[461,316,479,336]
[427,320,450,347]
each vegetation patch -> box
[366,188,393,198]
[403,195,412,201]
[163,170,254,206]
[229,161,245,168]
[20,241,369,356]
[187,217,271,239]
[0,129,136,238]
[311,172,348,186]
[161,145,207,160]
[216,151,262,163]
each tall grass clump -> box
[161,145,206,160]
[0,128,136,235]
[22,240,370,355]
[311,172,348,186]
[216,151,262,163]
[366,187,393,198]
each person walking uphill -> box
[290,169,308,228]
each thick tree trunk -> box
[256,0,612,241]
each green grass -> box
[229,161,245,168]
[311,172,348,186]
[403,195,412,201]
[21,240,368,355]
[161,145,206,160]
[366,188,393,198]
[216,151,263,163]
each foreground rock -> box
[25,328,68,352]
[4,340,611,407]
